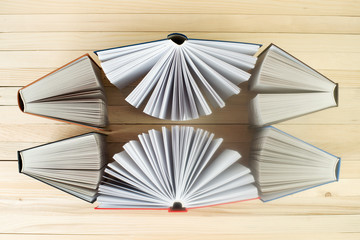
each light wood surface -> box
[1,1,359,239]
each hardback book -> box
[18,132,107,203]
[17,54,108,130]
[248,44,339,126]
[250,126,341,202]
[96,126,259,211]
[95,33,261,121]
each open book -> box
[250,126,341,202]
[17,54,108,130]
[97,126,259,211]
[95,33,261,121]
[248,44,339,126]
[18,133,107,203]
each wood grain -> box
[1,14,360,34]
[2,32,360,51]
[1,0,359,16]
[0,0,359,239]
[2,50,359,70]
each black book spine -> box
[17,151,23,173]
[334,83,339,106]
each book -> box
[17,54,108,130]
[18,132,107,203]
[248,44,339,126]
[96,126,259,211]
[95,33,261,121]
[250,126,341,202]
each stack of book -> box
[17,33,341,211]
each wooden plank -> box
[0,142,40,160]
[1,50,359,70]
[1,0,360,16]
[1,14,360,34]
[2,32,360,52]
[1,233,360,240]
[2,68,360,87]
[0,87,19,105]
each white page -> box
[187,174,255,202]
[186,41,256,70]
[179,50,200,119]
[113,151,164,194]
[149,129,173,196]
[101,43,166,72]
[182,49,225,108]
[178,128,206,196]
[183,47,240,100]
[162,127,175,194]
[188,39,260,55]
[186,149,239,196]
[183,136,222,195]
[177,127,195,197]
[32,174,97,202]
[106,163,168,201]
[177,56,186,120]
[143,53,175,118]
[97,195,168,207]
[21,56,100,103]
[126,45,176,107]
[179,48,211,117]
[136,134,171,197]
[250,92,337,126]
[99,184,166,204]
[184,43,250,83]
[171,126,181,196]
[25,99,106,127]
[123,140,165,191]
[105,157,167,198]
[97,40,166,61]
[25,169,101,185]
[105,42,172,89]
[187,164,251,200]
[158,49,178,119]
[27,171,99,189]
[186,184,258,208]
[21,134,101,170]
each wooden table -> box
[1,1,359,239]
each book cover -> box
[17,54,107,131]
[259,126,341,202]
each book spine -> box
[168,202,187,212]
[336,158,341,181]
[17,151,23,173]
[17,89,25,112]
[334,83,339,106]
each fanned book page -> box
[97,126,259,211]
[18,54,108,129]
[18,133,107,203]
[250,126,340,202]
[95,33,261,121]
[248,44,339,127]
